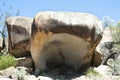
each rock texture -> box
[31,11,103,76]
[96,27,113,54]
[0,67,30,80]
[16,57,34,69]
[0,65,120,80]
[96,27,114,65]
[91,51,102,67]
[6,17,33,57]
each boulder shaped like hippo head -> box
[31,11,103,76]
[6,17,33,57]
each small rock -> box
[0,66,30,80]
[0,78,13,80]
[37,76,53,80]
[94,65,113,76]
[72,75,88,80]
[17,57,34,69]
[24,75,37,80]
[0,67,16,77]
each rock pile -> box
[4,11,105,79]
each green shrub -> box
[0,54,17,70]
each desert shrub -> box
[0,54,17,70]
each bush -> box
[0,54,17,70]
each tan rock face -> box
[31,11,103,76]
[6,17,33,57]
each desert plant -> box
[0,54,17,70]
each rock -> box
[72,65,120,80]
[17,57,34,69]
[72,76,88,80]
[24,75,37,80]
[37,76,53,80]
[24,75,53,80]
[91,51,102,67]
[6,17,33,57]
[31,11,103,76]
[0,78,13,80]
[0,67,16,77]
[0,66,30,80]
[94,65,113,76]
[95,27,114,65]
[96,27,113,55]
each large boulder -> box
[31,11,103,76]
[6,17,33,57]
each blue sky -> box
[0,0,120,21]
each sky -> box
[0,0,120,22]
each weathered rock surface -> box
[0,67,30,80]
[96,27,117,65]
[31,11,103,75]
[0,65,120,80]
[73,65,120,80]
[17,57,34,69]
[96,27,113,54]
[94,65,114,76]
[6,17,33,57]
[92,51,102,67]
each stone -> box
[0,66,30,80]
[17,57,34,69]
[96,27,113,55]
[37,76,53,80]
[24,75,37,80]
[6,17,33,57]
[24,75,53,80]
[91,51,102,67]
[0,78,13,80]
[94,65,114,76]
[72,76,88,80]
[31,11,103,76]
[96,27,117,65]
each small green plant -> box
[0,54,17,70]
